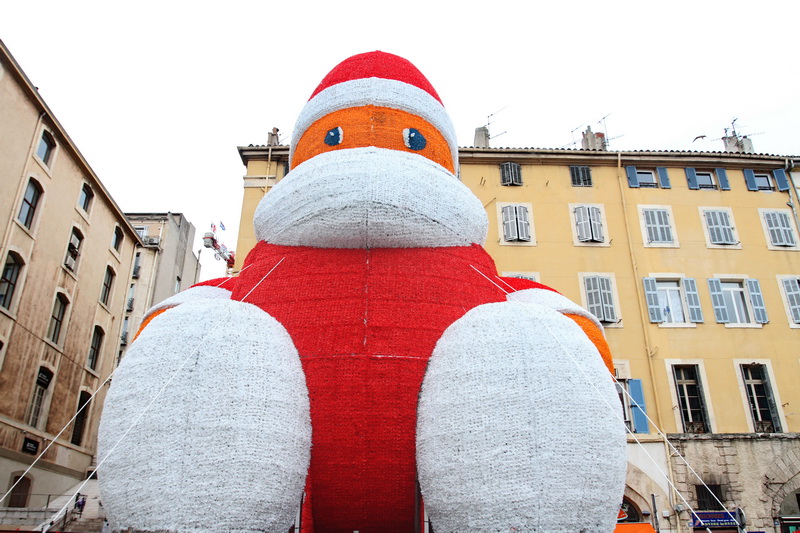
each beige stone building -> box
[234,134,800,532]
[0,38,142,516]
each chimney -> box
[267,127,280,146]
[722,134,755,154]
[474,126,490,148]
[581,126,607,150]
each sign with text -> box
[689,511,738,528]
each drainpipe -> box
[784,159,800,236]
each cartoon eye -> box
[403,128,427,151]
[325,127,343,146]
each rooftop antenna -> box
[485,107,508,141]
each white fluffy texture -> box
[507,288,603,331]
[144,285,231,320]
[290,77,458,171]
[417,302,627,533]
[98,300,311,533]
[255,147,488,248]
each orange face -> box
[292,105,455,173]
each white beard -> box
[254,147,488,248]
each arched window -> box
[78,183,94,213]
[100,267,115,306]
[1,252,24,310]
[7,475,32,507]
[36,130,56,166]
[64,228,83,272]
[47,293,69,344]
[26,366,54,428]
[70,391,92,446]
[87,326,104,370]
[112,226,124,251]
[17,179,42,230]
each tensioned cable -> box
[27,259,284,531]
[540,320,741,532]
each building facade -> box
[0,39,141,512]
[235,142,800,533]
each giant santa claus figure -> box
[99,51,626,533]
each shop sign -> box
[689,511,738,528]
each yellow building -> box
[0,38,142,521]
[235,138,800,533]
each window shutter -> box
[570,166,591,186]
[656,167,671,188]
[760,367,783,431]
[782,278,800,323]
[599,276,617,322]
[682,278,704,323]
[685,167,699,190]
[589,206,604,242]
[516,206,531,241]
[501,205,518,241]
[628,379,650,433]
[715,168,730,190]
[773,168,790,192]
[626,166,639,188]
[501,162,521,186]
[707,278,730,323]
[706,210,735,245]
[743,169,758,191]
[746,279,768,324]
[655,209,672,242]
[584,276,604,321]
[642,277,663,323]
[575,206,591,242]
[766,212,795,246]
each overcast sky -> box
[3,0,798,280]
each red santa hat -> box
[290,51,458,171]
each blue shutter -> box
[585,276,604,320]
[642,277,664,323]
[743,169,758,191]
[656,167,671,189]
[685,167,699,190]
[575,206,592,242]
[746,279,768,324]
[682,278,704,323]
[628,379,650,433]
[716,168,730,190]
[599,276,617,322]
[773,168,790,192]
[516,206,531,242]
[589,206,604,242]
[626,166,639,188]
[782,279,800,323]
[501,205,518,241]
[707,278,730,323]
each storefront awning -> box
[615,523,658,533]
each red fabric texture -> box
[230,242,510,532]
[308,51,443,104]
[190,277,236,292]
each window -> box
[100,267,115,306]
[583,275,618,323]
[112,227,124,251]
[71,391,92,446]
[696,484,724,510]
[741,364,782,432]
[36,130,56,166]
[708,278,768,324]
[673,365,710,433]
[616,376,649,433]
[121,316,129,345]
[134,226,147,239]
[762,210,797,247]
[1,252,24,310]
[570,165,592,187]
[47,293,69,344]
[642,207,674,244]
[127,283,135,311]
[64,228,83,271]
[26,366,54,428]
[625,166,670,189]
[702,209,737,246]
[17,179,42,230]
[643,278,703,324]
[500,162,522,186]
[573,205,604,243]
[685,168,730,190]
[500,205,532,242]
[132,252,142,278]
[174,276,182,294]
[781,277,800,324]
[87,326,104,370]
[78,183,93,213]
[744,168,790,192]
